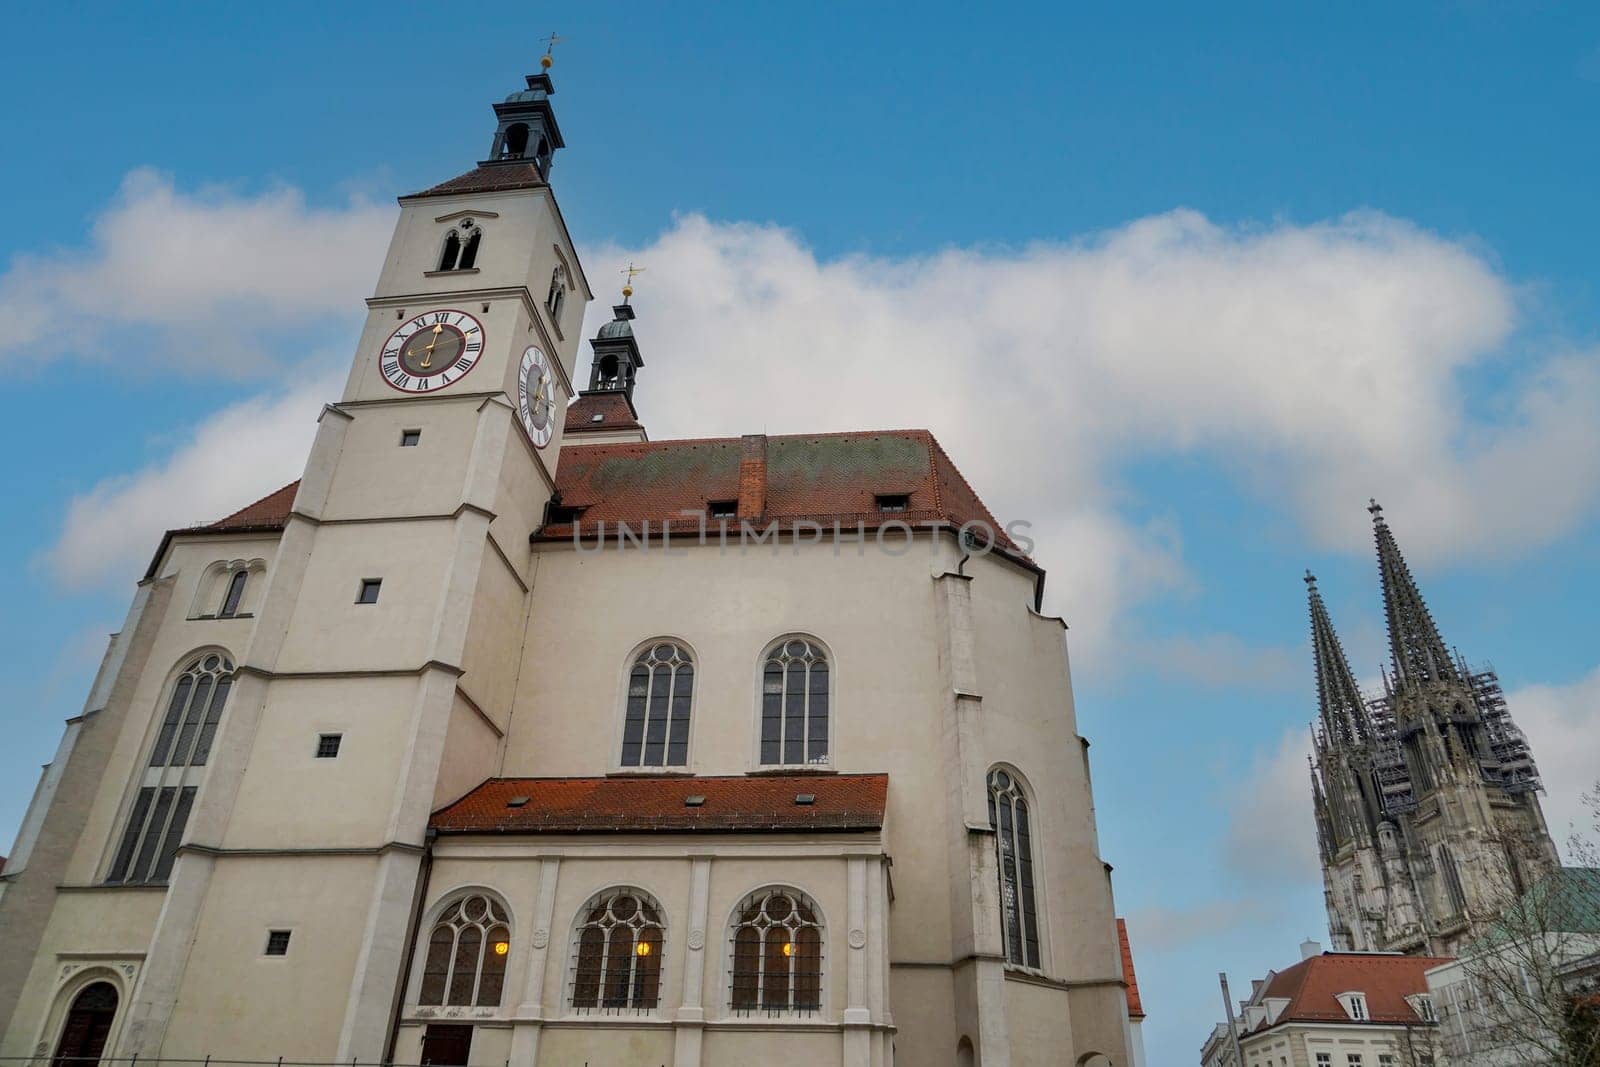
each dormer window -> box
[1336,991,1368,1021]
[1406,993,1436,1022]
[708,500,737,519]
[436,222,482,273]
[545,501,586,526]
[875,494,909,513]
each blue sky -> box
[4,4,1600,1063]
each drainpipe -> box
[384,829,437,1064]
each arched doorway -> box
[51,982,118,1067]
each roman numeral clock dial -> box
[378,309,485,392]
[517,345,557,447]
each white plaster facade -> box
[0,70,1135,1067]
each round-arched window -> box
[570,889,664,1011]
[730,887,823,1013]
[419,894,511,1007]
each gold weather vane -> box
[621,262,647,300]
[540,32,563,70]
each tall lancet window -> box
[419,893,511,1007]
[620,641,694,767]
[760,637,830,766]
[988,767,1041,968]
[107,653,233,884]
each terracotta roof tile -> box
[564,393,641,434]
[404,163,547,199]
[538,429,1025,556]
[1252,952,1452,1031]
[432,773,888,835]
[204,481,300,531]
[1118,918,1146,1019]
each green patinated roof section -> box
[583,442,741,500]
[766,433,928,485]
[1475,867,1600,948]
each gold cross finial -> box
[540,32,563,70]
[621,262,646,301]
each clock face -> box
[379,309,485,393]
[517,345,557,447]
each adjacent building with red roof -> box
[1203,945,1449,1067]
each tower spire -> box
[1306,570,1371,749]
[1369,500,1456,687]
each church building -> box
[1307,503,1560,957]
[0,64,1135,1067]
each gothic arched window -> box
[437,230,461,272]
[436,223,481,273]
[107,653,233,885]
[546,265,566,321]
[570,888,664,1011]
[759,637,830,767]
[729,887,824,1013]
[419,894,511,1007]
[988,767,1041,968]
[620,641,694,768]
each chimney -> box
[1300,938,1322,960]
[737,434,767,520]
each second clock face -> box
[517,345,556,447]
[379,309,484,392]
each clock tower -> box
[118,68,593,1061]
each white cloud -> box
[1223,728,1320,883]
[1505,666,1600,858]
[582,211,1600,656]
[45,367,340,588]
[30,181,1600,670]
[0,169,393,375]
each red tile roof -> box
[144,481,301,579]
[538,429,1025,555]
[564,392,642,434]
[432,774,888,835]
[1118,918,1146,1019]
[1250,952,1452,1031]
[204,481,300,531]
[404,163,548,199]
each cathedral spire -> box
[1306,571,1370,749]
[1369,500,1457,687]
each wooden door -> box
[51,983,118,1067]
[419,1023,473,1067]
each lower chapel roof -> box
[159,428,1027,571]
[432,774,889,834]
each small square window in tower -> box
[400,429,421,447]
[356,579,382,605]
[315,734,342,759]
[264,930,291,956]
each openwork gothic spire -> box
[1306,571,1370,749]
[1369,500,1456,687]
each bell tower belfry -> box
[117,63,593,1062]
